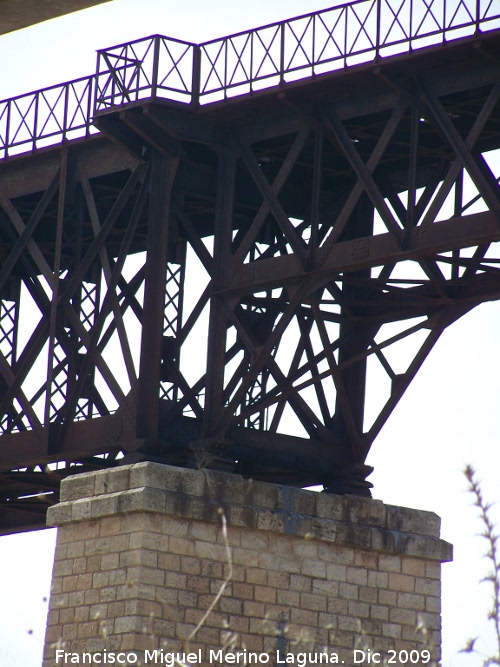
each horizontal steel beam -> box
[225,211,500,295]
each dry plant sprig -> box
[463,465,500,667]
[185,508,233,647]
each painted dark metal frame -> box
[1,0,500,533]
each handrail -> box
[94,34,196,112]
[197,0,499,100]
[0,75,97,160]
[1,0,499,160]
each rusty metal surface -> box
[1,1,500,533]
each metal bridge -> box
[1,0,500,534]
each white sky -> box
[1,1,499,666]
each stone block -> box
[388,573,414,592]
[403,535,453,562]
[246,567,267,585]
[128,461,167,490]
[378,589,397,606]
[370,604,389,621]
[378,554,401,573]
[415,576,440,596]
[389,608,417,626]
[91,493,119,518]
[301,592,327,612]
[313,578,339,596]
[59,473,95,502]
[194,540,228,561]
[337,615,361,632]
[118,487,166,514]
[426,562,442,579]
[94,467,131,496]
[240,530,268,551]
[282,485,316,515]
[336,522,371,549]
[301,558,326,578]
[70,498,93,522]
[397,592,425,611]
[46,502,73,526]
[359,586,378,603]
[290,606,318,626]
[370,527,397,552]
[247,481,282,510]
[309,517,337,542]
[289,573,312,592]
[204,469,247,504]
[114,615,143,634]
[348,600,370,618]
[387,505,441,536]
[382,622,402,639]
[326,563,347,581]
[256,509,285,532]
[401,557,426,577]
[99,516,122,537]
[339,582,359,600]
[347,566,368,586]
[355,550,378,568]
[315,492,346,520]
[232,582,254,600]
[53,559,73,577]
[181,555,202,574]
[426,595,441,613]
[344,496,387,527]
[254,585,276,604]
[188,521,219,542]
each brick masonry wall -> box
[43,463,452,666]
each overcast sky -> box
[0,1,499,666]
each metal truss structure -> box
[1,0,500,533]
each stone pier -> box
[42,463,452,666]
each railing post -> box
[376,0,381,59]
[191,44,201,108]
[250,30,254,92]
[476,0,481,34]
[224,38,228,99]
[312,13,316,75]
[63,83,69,143]
[87,77,94,138]
[344,5,348,66]
[5,100,11,159]
[409,0,413,51]
[93,50,101,116]
[443,0,447,42]
[280,21,286,86]
[33,91,39,152]
[152,36,160,100]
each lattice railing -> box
[94,35,196,111]
[0,0,499,158]
[199,0,500,99]
[0,75,97,159]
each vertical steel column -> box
[0,279,20,433]
[136,150,179,439]
[160,242,186,403]
[203,147,238,437]
[44,150,68,434]
[329,195,376,494]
